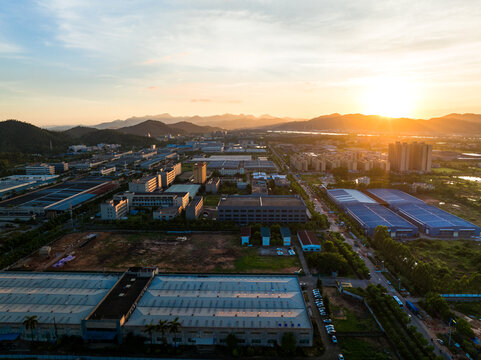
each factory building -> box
[218,195,307,224]
[185,196,204,220]
[25,164,55,175]
[297,230,321,252]
[206,177,220,194]
[100,197,129,220]
[0,270,312,347]
[152,206,182,220]
[128,175,159,193]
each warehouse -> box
[367,189,480,238]
[0,176,117,218]
[0,270,312,347]
[218,195,307,224]
[0,272,119,341]
[327,189,418,237]
[297,230,321,252]
[124,273,313,347]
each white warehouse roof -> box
[126,275,311,330]
[0,272,119,325]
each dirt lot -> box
[15,231,299,273]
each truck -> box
[405,300,419,316]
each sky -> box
[1,0,481,126]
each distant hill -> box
[117,119,222,137]
[81,113,301,131]
[0,119,159,154]
[263,113,481,135]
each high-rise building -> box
[388,142,432,173]
[193,162,207,184]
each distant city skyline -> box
[1,0,481,125]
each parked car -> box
[323,319,332,324]
[332,335,338,344]
[338,354,344,360]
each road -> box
[270,144,450,359]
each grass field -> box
[406,239,481,279]
[204,194,221,207]
[432,167,461,174]
[18,231,300,274]
[452,302,481,318]
[339,338,392,360]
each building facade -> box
[26,164,55,175]
[185,196,204,220]
[194,162,207,184]
[100,198,129,220]
[128,175,159,193]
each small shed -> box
[280,227,292,246]
[297,230,321,252]
[261,227,271,246]
[39,246,51,257]
[241,227,251,245]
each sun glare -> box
[362,77,417,118]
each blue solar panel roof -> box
[366,189,424,205]
[396,203,480,231]
[327,189,378,205]
[345,203,418,232]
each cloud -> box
[147,86,159,90]
[190,98,211,103]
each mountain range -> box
[262,113,481,135]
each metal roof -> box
[327,189,378,205]
[0,272,119,325]
[366,189,425,205]
[125,275,311,330]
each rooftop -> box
[297,230,320,246]
[280,227,292,238]
[261,227,271,237]
[240,227,251,237]
[366,189,425,206]
[0,272,119,325]
[345,203,418,231]
[327,188,378,205]
[164,184,201,198]
[125,275,311,330]
[219,195,305,208]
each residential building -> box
[218,195,307,224]
[194,162,207,184]
[26,163,55,175]
[298,230,321,252]
[152,206,181,221]
[185,196,204,220]
[389,142,432,173]
[261,227,271,246]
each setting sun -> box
[362,77,417,118]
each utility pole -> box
[398,277,401,291]
[448,318,456,346]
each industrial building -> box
[297,230,321,252]
[0,175,58,200]
[114,191,189,210]
[327,189,418,238]
[0,270,312,347]
[25,163,55,175]
[217,195,307,224]
[0,177,117,218]
[367,189,480,238]
[193,162,207,184]
[185,196,204,220]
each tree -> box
[168,317,182,346]
[226,333,238,351]
[280,332,297,355]
[23,315,38,342]
[456,318,474,338]
[157,319,169,344]
[143,322,156,344]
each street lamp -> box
[448,318,456,347]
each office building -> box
[206,177,220,194]
[115,191,189,210]
[51,162,69,173]
[194,162,207,184]
[218,195,307,224]
[25,164,55,175]
[128,175,159,193]
[159,167,177,187]
[185,196,204,220]
[100,197,129,220]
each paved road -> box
[270,144,450,359]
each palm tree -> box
[23,315,38,342]
[168,317,182,347]
[143,322,157,344]
[157,319,169,344]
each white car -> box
[338,354,344,360]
